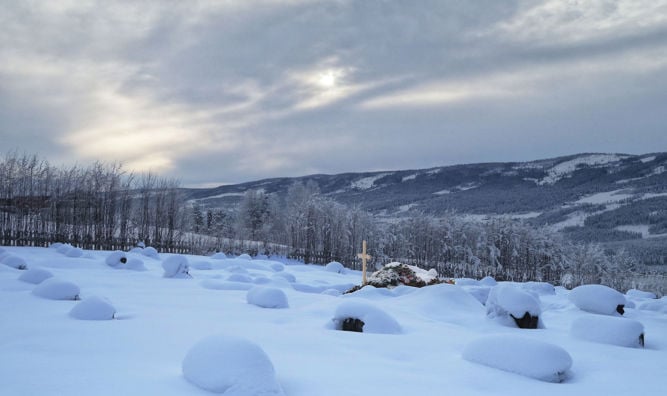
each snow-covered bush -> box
[105,251,128,268]
[272,272,296,283]
[479,276,497,286]
[366,262,439,288]
[462,335,572,383]
[569,284,626,316]
[486,285,543,329]
[325,261,345,273]
[182,335,284,395]
[211,252,227,260]
[247,287,289,309]
[162,255,190,278]
[2,255,28,270]
[626,289,657,300]
[330,300,402,334]
[227,274,253,283]
[571,315,644,348]
[18,268,53,284]
[142,246,159,258]
[125,258,147,271]
[237,253,252,260]
[65,247,84,258]
[33,278,80,300]
[56,244,73,255]
[69,296,116,320]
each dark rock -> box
[341,318,365,332]
[616,304,625,315]
[639,333,645,348]
[510,312,540,329]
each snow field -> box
[1,246,667,396]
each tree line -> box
[1,151,662,295]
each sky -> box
[1,0,667,187]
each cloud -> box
[1,0,667,186]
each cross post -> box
[357,240,372,285]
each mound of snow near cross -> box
[1,246,667,396]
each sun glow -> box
[317,70,337,88]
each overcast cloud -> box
[1,0,667,186]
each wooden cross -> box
[357,240,372,285]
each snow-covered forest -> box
[1,152,663,295]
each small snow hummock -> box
[569,284,626,316]
[247,287,289,309]
[329,300,402,334]
[325,261,345,273]
[141,246,159,258]
[105,251,128,268]
[2,255,28,270]
[32,278,80,300]
[211,252,227,260]
[237,253,252,260]
[191,261,213,270]
[479,276,497,286]
[462,335,572,383]
[272,272,296,283]
[162,255,191,278]
[571,315,645,348]
[626,289,657,300]
[637,298,667,314]
[69,296,116,320]
[227,274,253,283]
[486,285,543,329]
[65,247,84,258]
[182,334,285,395]
[18,268,53,284]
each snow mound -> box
[33,278,80,300]
[486,285,543,328]
[56,244,73,254]
[462,335,572,382]
[269,263,284,272]
[69,296,116,320]
[18,268,53,284]
[142,246,159,258]
[272,272,296,283]
[227,274,253,283]
[325,261,345,273]
[237,253,252,260]
[454,278,480,286]
[2,255,28,270]
[322,288,342,296]
[48,242,64,249]
[462,285,492,305]
[191,261,213,270]
[626,289,657,300]
[330,300,402,334]
[571,315,644,348]
[162,255,191,278]
[521,281,556,295]
[182,334,284,395]
[637,298,667,314]
[65,247,84,258]
[125,258,147,271]
[128,247,143,254]
[569,284,626,316]
[479,276,497,286]
[247,287,289,309]
[211,252,227,260]
[105,251,128,268]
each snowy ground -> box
[1,246,667,395]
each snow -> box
[247,286,289,309]
[615,224,651,238]
[569,284,626,315]
[402,173,418,182]
[575,189,634,204]
[330,300,402,334]
[65,247,84,258]
[18,267,53,284]
[485,285,544,328]
[211,252,228,259]
[105,251,128,268]
[433,189,451,195]
[69,296,116,320]
[350,173,389,190]
[2,245,667,395]
[640,155,656,163]
[2,255,28,270]
[237,253,252,260]
[538,154,629,185]
[462,335,572,382]
[32,278,80,300]
[141,246,160,258]
[161,255,191,278]
[324,261,345,273]
[182,334,284,395]
[570,315,644,348]
[626,288,657,300]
